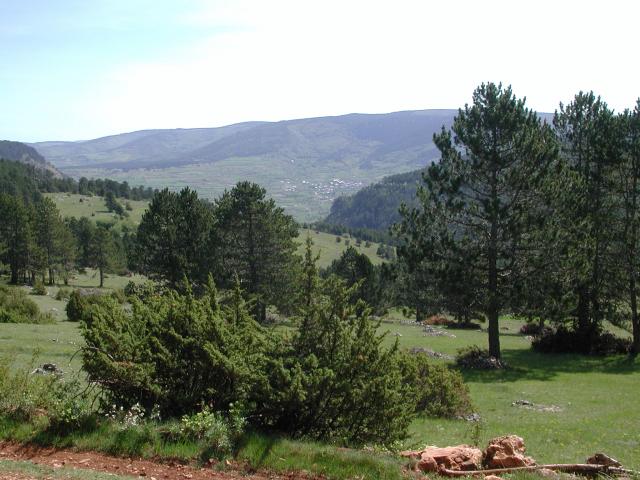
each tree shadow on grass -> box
[234,432,278,472]
[459,348,640,383]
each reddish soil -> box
[0,441,320,480]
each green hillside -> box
[34,110,457,221]
[45,193,387,267]
[324,169,423,230]
[44,193,148,230]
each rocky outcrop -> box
[483,435,536,469]
[401,445,483,473]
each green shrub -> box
[253,276,414,446]
[0,286,53,324]
[32,279,47,296]
[110,288,127,304]
[456,345,507,369]
[55,287,72,301]
[65,290,88,322]
[167,407,245,458]
[400,353,472,417]
[532,325,631,355]
[81,278,274,418]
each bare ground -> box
[0,442,321,480]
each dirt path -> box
[0,441,318,480]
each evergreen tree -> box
[324,246,376,307]
[211,181,298,322]
[33,197,64,284]
[136,188,213,286]
[553,92,623,337]
[0,194,32,284]
[617,100,640,355]
[399,83,557,358]
[90,225,117,287]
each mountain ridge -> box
[0,140,64,178]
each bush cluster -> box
[401,353,472,417]
[532,326,631,355]
[455,345,507,370]
[32,279,47,296]
[0,285,54,324]
[80,275,472,446]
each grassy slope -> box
[2,309,638,470]
[298,228,386,268]
[379,314,640,468]
[44,193,148,231]
[47,192,387,269]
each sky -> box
[1,0,639,142]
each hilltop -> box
[32,110,457,220]
[0,140,63,178]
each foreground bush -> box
[254,276,414,446]
[81,278,272,418]
[82,277,424,445]
[0,286,54,324]
[81,252,472,446]
[456,345,507,369]
[532,326,631,355]
[401,353,472,417]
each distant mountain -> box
[324,169,423,231]
[33,110,458,220]
[0,140,63,178]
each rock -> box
[484,435,536,469]
[512,400,563,413]
[484,475,504,480]
[456,413,482,422]
[408,346,454,361]
[586,453,622,467]
[409,445,483,472]
[31,363,64,376]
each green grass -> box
[0,414,405,480]
[298,228,386,268]
[47,190,388,268]
[0,321,83,373]
[378,314,640,469]
[44,193,148,232]
[236,432,404,480]
[0,459,135,479]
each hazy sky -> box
[1,0,639,142]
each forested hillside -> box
[323,169,422,230]
[0,140,63,178]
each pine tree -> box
[617,100,640,355]
[0,194,33,284]
[211,181,298,322]
[553,92,623,338]
[399,83,557,358]
[136,188,213,286]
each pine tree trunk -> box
[99,266,104,288]
[10,266,18,285]
[488,165,501,359]
[631,290,640,356]
[576,286,590,333]
[415,304,421,323]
